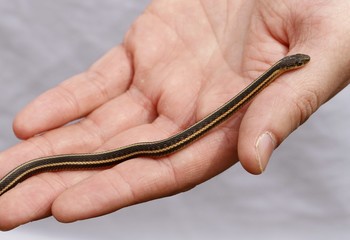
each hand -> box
[0,0,349,230]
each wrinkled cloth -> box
[0,1,349,239]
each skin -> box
[0,0,349,230]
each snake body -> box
[0,53,310,196]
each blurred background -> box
[0,1,349,239]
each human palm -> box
[0,0,349,230]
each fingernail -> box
[255,132,276,173]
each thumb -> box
[237,50,349,174]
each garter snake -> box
[0,53,310,196]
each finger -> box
[2,88,155,174]
[13,46,133,139]
[238,49,350,174]
[50,115,240,223]
[0,119,166,229]
[0,91,155,230]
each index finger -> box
[13,46,133,139]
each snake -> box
[0,53,310,196]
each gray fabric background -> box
[0,1,349,239]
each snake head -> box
[278,54,310,70]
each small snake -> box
[0,53,310,196]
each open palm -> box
[1,0,349,230]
